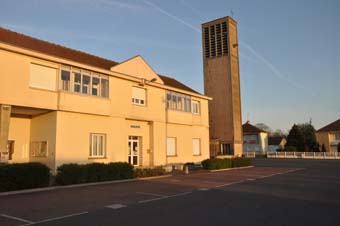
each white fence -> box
[267,152,340,160]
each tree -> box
[255,123,272,134]
[286,124,305,151]
[338,143,340,153]
[298,123,318,152]
[321,144,327,152]
[272,129,286,137]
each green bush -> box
[134,167,166,178]
[55,162,134,185]
[231,157,252,167]
[201,157,252,170]
[0,162,50,192]
[201,158,232,170]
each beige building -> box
[202,16,243,157]
[316,118,340,153]
[0,27,211,172]
[242,122,268,154]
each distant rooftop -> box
[317,118,340,132]
[242,121,267,134]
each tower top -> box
[201,16,237,27]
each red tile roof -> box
[317,118,340,132]
[242,121,266,134]
[0,27,200,94]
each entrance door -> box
[128,136,140,166]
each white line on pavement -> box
[136,192,167,197]
[138,191,192,203]
[106,204,127,209]
[0,214,34,224]
[20,211,88,226]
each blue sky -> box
[1,0,339,132]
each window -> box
[30,63,57,91]
[30,141,48,157]
[61,70,70,91]
[92,76,100,96]
[132,87,146,106]
[59,65,109,98]
[82,73,90,94]
[192,100,200,114]
[166,92,192,113]
[90,133,106,158]
[6,140,14,160]
[101,77,109,98]
[192,138,201,156]
[73,73,81,93]
[335,133,340,140]
[166,137,176,156]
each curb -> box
[209,165,254,172]
[0,174,172,197]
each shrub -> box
[0,162,50,192]
[201,158,232,170]
[285,146,297,152]
[134,166,166,178]
[55,162,134,185]
[231,157,252,167]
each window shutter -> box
[132,87,146,100]
[192,139,200,155]
[29,64,57,91]
[167,137,176,156]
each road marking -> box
[138,191,192,203]
[0,214,34,224]
[215,180,245,188]
[136,192,167,197]
[246,178,256,181]
[106,204,127,209]
[21,211,88,225]
[197,188,209,191]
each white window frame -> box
[192,100,200,114]
[192,138,201,156]
[30,141,48,157]
[59,65,110,98]
[60,67,71,91]
[166,137,177,156]
[335,133,340,141]
[132,87,146,106]
[90,133,106,158]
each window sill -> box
[88,156,106,159]
[166,155,177,157]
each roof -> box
[317,118,340,132]
[268,137,284,145]
[0,27,200,95]
[158,74,200,94]
[242,121,267,134]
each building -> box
[242,122,268,154]
[0,27,211,172]
[316,118,340,153]
[202,16,243,157]
[268,136,286,152]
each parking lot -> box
[1,159,340,226]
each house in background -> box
[268,136,286,152]
[0,27,211,171]
[242,121,268,154]
[316,118,340,153]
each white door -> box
[128,136,140,166]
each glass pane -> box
[133,156,138,165]
[74,73,81,93]
[92,77,99,96]
[101,78,109,98]
[82,75,90,94]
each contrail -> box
[142,0,201,33]
[142,0,309,93]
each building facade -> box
[268,136,286,152]
[0,28,211,172]
[316,118,340,153]
[242,122,268,155]
[202,16,243,157]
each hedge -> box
[55,162,134,185]
[134,167,166,178]
[0,162,50,192]
[231,157,252,168]
[201,157,251,170]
